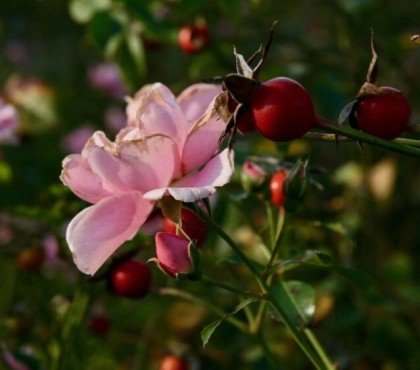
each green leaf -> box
[90,11,123,50]
[201,320,223,348]
[201,298,259,347]
[269,282,307,328]
[126,30,146,78]
[283,281,316,325]
[69,0,111,24]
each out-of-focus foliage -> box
[0,1,419,369]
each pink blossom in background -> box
[0,99,19,144]
[88,63,127,99]
[155,232,192,275]
[104,106,126,133]
[60,82,232,275]
[61,125,96,153]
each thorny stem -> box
[316,117,420,158]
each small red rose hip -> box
[251,77,316,141]
[270,171,287,207]
[110,260,151,298]
[89,314,110,336]
[16,248,44,270]
[163,208,207,247]
[178,24,210,54]
[356,87,411,140]
[159,355,189,370]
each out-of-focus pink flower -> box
[60,83,230,275]
[104,106,126,133]
[88,63,127,99]
[1,346,29,370]
[61,125,96,153]
[5,41,28,66]
[155,232,192,275]
[0,99,19,144]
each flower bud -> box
[155,232,194,276]
[241,161,267,192]
[283,159,309,211]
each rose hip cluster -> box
[216,25,411,145]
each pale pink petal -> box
[60,154,112,203]
[177,83,222,122]
[125,83,189,153]
[117,135,179,190]
[82,131,115,156]
[181,105,226,173]
[144,148,234,202]
[155,232,192,275]
[67,193,153,275]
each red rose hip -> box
[110,260,151,298]
[251,77,315,141]
[270,171,287,207]
[356,87,411,140]
[159,355,189,370]
[178,24,210,54]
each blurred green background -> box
[0,1,419,369]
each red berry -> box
[89,315,110,336]
[159,355,189,370]
[178,24,210,54]
[251,77,315,141]
[270,171,287,206]
[16,248,44,270]
[110,260,151,298]
[228,97,255,132]
[163,208,207,247]
[356,87,411,139]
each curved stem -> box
[156,287,248,333]
[316,117,420,158]
[201,275,262,299]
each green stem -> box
[304,131,420,147]
[201,275,262,299]
[157,287,248,333]
[264,207,287,279]
[197,207,335,369]
[194,205,265,289]
[265,201,275,248]
[316,117,420,158]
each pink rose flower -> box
[0,99,19,144]
[60,83,230,275]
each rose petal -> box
[67,193,153,275]
[181,104,226,173]
[60,154,112,203]
[144,148,234,202]
[177,83,222,122]
[126,83,189,153]
[117,135,179,190]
